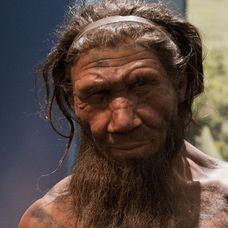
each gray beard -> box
[69,116,186,227]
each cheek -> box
[74,98,110,138]
[138,89,177,128]
[89,111,110,138]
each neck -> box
[170,142,193,182]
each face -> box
[71,46,178,162]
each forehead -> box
[71,46,166,81]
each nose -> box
[107,97,142,133]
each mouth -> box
[107,141,155,161]
[110,141,151,150]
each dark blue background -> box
[0,1,72,227]
[0,1,185,227]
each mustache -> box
[108,126,156,142]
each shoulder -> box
[19,176,75,228]
[185,141,228,187]
[18,198,48,228]
[184,142,228,226]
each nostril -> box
[133,117,142,128]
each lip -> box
[110,142,151,150]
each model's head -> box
[40,1,203,160]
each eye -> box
[80,89,108,104]
[135,79,147,86]
[130,76,159,94]
[92,89,108,96]
[88,89,109,102]
[133,77,159,88]
[132,78,149,88]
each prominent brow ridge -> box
[76,65,160,87]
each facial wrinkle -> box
[75,49,154,70]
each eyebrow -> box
[125,66,163,81]
[74,75,108,94]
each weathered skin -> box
[72,46,178,162]
[19,47,228,227]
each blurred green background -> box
[187,0,228,161]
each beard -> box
[69,114,186,228]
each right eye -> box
[87,89,109,103]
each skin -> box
[19,46,228,227]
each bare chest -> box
[198,186,228,227]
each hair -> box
[38,0,204,162]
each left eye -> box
[92,90,107,97]
[135,80,147,86]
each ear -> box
[177,74,187,102]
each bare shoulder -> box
[185,141,228,226]
[19,176,75,228]
[185,141,228,187]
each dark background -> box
[0,1,185,227]
[0,1,72,227]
